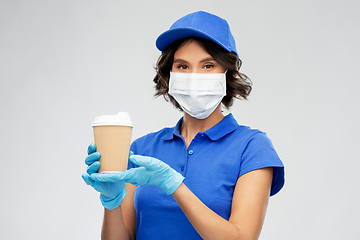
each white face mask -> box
[168,71,227,119]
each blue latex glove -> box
[91,155,185,195]
[81,144,127,210]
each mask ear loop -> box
[220,70,228,114]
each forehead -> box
[174,40,212,60]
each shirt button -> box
[181,166,184,171]
[188,150,193,155]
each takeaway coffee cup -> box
[92,112,133,173]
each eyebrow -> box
[200,57,216,63]
[173,57,216,64]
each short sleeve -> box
[240,132,285,196]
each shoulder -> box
[128,126,174,169]
[228,124,272,149]
[130,126,173,153]
[242,127,275,148]
[233,125,281,164]
[134,127,172,143]
[233,126,284,196]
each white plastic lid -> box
[92,112,133,127]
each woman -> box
[83,11,285,240]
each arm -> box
[82,144,137,240]
[101,183,136,240]
[91,156,273,240]
[172,167,273,240]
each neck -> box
[180,105,224,148]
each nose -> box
[190,67,202,74]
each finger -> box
[130,155,159,170]
[87,144,96,155]
[90,172,123,182]
[87,161,100,175]
[116,168,144,183]
[129,155,148,167]
[85,152,101,165]
[91,169,137,182]
[82,173,95,186]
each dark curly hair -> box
[153,37,252,110]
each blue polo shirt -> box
[129,113,284,240]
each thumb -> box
[82,173,95,186]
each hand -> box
[81,144,127,210]
[91,155,184,195]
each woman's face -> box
[171,40,226,74]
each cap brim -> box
[156,28,231,53]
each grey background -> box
[1,0,359,239]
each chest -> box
[136,134,243,219]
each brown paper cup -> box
[92,112,133,173]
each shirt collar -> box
[161,117,183,141]
[162,113,239,141]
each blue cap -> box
[156,11,238,56]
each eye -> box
[203,64,214,69]
[177,64,188,70]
